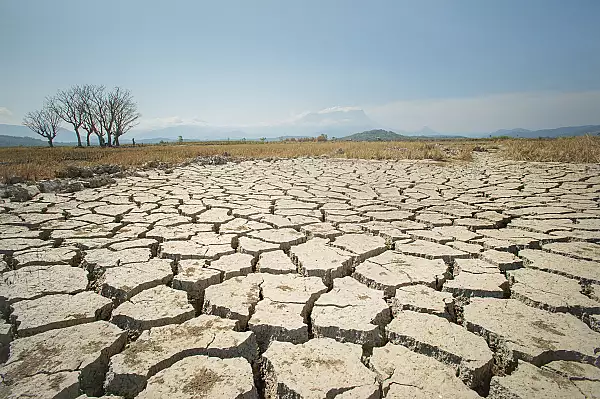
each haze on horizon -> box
[1,0,599,135]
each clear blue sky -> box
[1,0,599,132]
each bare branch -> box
[48,85,86,146]
[23,104,61,147]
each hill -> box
[491,125,600,138]
[0,135,48,147]
[341,129,407,141]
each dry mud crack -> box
[1,153,600,398]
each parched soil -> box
[0,151,599,398]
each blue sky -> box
[1,0,599,132]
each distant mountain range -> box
[489,125,600,138]
[0,135,48,147]
[1,117,599,147]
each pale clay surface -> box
[0,154,599,397]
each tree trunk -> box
[74,127,82,147]
[86,131,92,146]
[114,135,120,146]
[96,133,105,147]
[48,138,54,148]
[106,132,112,147]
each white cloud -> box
[135,116,208,130]
[364,91,600,133]
[0,107,14,123]
[316,106,362,114]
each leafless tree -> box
[22,105,61,147]
[48,85,85,147]
[110,87,141,146]
[80,84,105,146]
[27,84,140,147]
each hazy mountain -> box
[130,107,380,141]
[491,125,600,138]
[492,128,532,136]
[0,124,77,142]
[413,126,437,135]
[2,118,599,146]
[0,135,48,147]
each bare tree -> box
[80,84,105,146]
[23,105,61,147]
[111,87,141,146]
[48,85,85,147]
[90,85,115,146]
[27,84,140,148]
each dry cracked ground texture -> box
[0,153,600,399]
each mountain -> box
[0,124,77,142]
[414,126,438,135]
[0,135,48,147]
[492,128,532,136]
[491,125,600,138]
[340,129,407,141]
[130,107,381,141]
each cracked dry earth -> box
[1,153,600,399]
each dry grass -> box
[501,135,600,163]
[0,140,474,182]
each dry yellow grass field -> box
[0,140,475,182]
[1,136,598,183]
[501,135,600,163]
